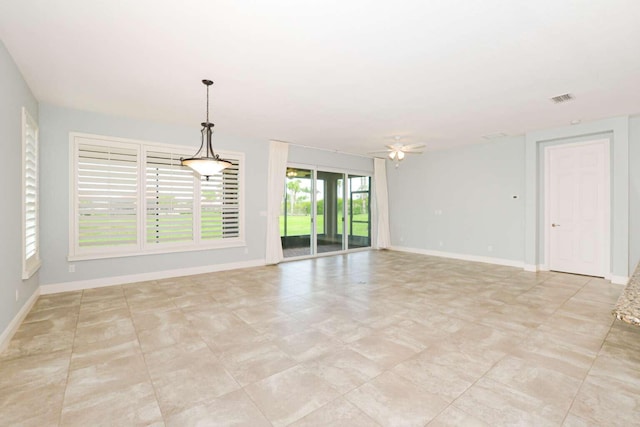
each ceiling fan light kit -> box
[371,137,424,167]
[181,79,232,180]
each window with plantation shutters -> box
[201,158,240,240]
[76,140,139,250]
[69,133,244,260]
[146,150,194,244]
[22,108,41,279]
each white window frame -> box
[69,132,245,261]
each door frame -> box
[543,139,610,277]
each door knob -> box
[552,223,560,227]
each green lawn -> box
[280,214,369,237]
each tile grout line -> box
[57,290,84,427]
[560,313,617,426]
[426,268,578,425]
[173,287,269,425]
[124,284,172,425]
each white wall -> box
[629,115,640,272]
[288,144,373,174]
[387,137,525,263]
[38,104,270,286]
[0,41,39,336]
[387,115,640,279]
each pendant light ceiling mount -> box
[181,79,231,180]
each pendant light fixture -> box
[181,79,231,180]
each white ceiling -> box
[1,0,639,154]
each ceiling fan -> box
[369,136,426,167]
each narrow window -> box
[22,108,41,278]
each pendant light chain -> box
[206,82,210,124]
[181,79,231,179]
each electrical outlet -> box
[69,264,76,273]
[487,245,493,252]
[15,289,19,301]
[244,247,249,255]
[439,241,443,247]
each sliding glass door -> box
[281,166,370,259]
[347,175,371,249]
[316,171,344,254]
[281,167,313,257]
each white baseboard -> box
[390,246,524,268]
[0,288,40,353]
[40,258,266,295]
[610,275,629,286]
[523,264,538,272]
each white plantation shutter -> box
[70,133,244,259]
[76,141,139,249]
[22,108,40,278]
[201,158,240,240]
[146,150,194,244]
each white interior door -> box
[546,140,609,277]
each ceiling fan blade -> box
[403,150,423,155]
[402,143,426,150]
[368,150,392,154]
[385,144,398,150]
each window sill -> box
[22,258,42,280]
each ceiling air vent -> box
[550,93,574,104]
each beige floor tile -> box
[70,333,142,370]
[145,344,240,416]
[200,323,275,354]
[76,306,130,328]
[452,377,564,426]
[427,406,490,427]
[1,381,66,426]
[2,251,637,426]
[219,341,297,386]
[290,397,380,427]
[245,365,340,427]
[1,329,75,359]
[250,315,315,338]
[61,381,163,426]
[81,285,125,302]
[346,371,449,426]
[63,353,150,407]
[165,389,270,427]
[232,305,290,324]
[311,314,374,343]
[0,350,70,388]
[22,304,79,324]
[483,355,582,415]
[392,340,496,401]
[31,292,82,312]
[73,317,137,347]
[301,347,384,393]
[276,329,344,362]
[79,296,129,313]
[348,332,421,368]
[569,374,640,426]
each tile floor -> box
[1,250,639,426]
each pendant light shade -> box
[181,80,231,180]
[181,156,230,176]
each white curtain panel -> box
[265,141,289,264]
[373,158,391,249]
